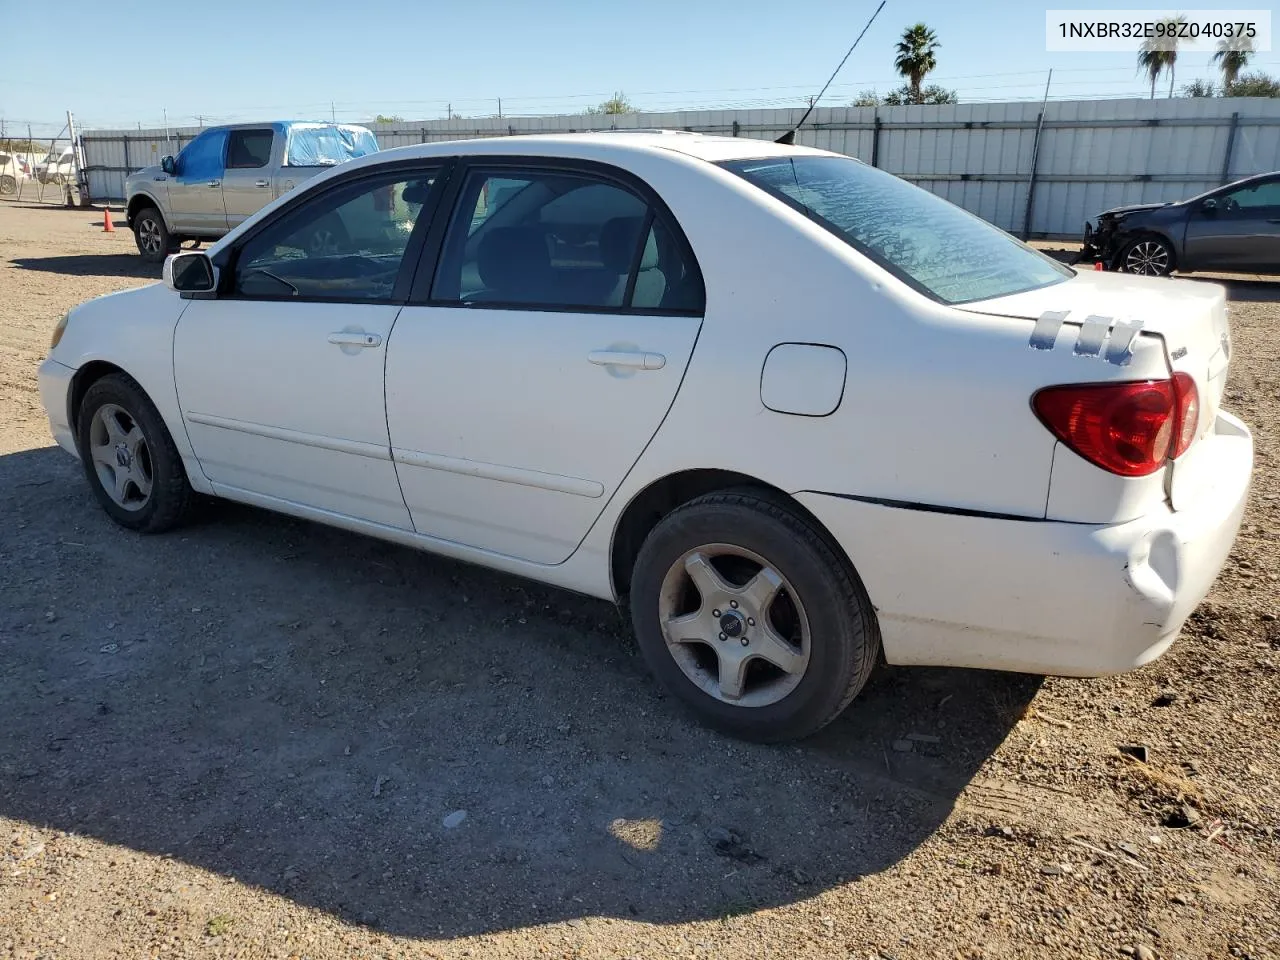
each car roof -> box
[370,129,840,166]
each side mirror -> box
[1201,198,1218,215]
[161,156,176,176]
[163,252,217,295]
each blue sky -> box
[2,0,1273,136]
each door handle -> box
[328,332,383,348]
[255,179,270,188]
[588,350,666,370]
[208,180,221,188]
[1267,218,1280,224]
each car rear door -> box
[385,160,706,564]
[220,127,277,230]
[1183,176,1280,271]
[174,162,446,527]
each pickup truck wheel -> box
[305,214,349,258]
[133,207,177,263]
[76,373,196,533]
[0,174,16,195]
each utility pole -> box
[331,101,336,123]
[447,103,452,120]
[497,98,502,118]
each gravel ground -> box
[1,201,1277,960]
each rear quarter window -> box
[722,156,1072,305]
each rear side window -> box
[226,129,274,169]
[722,156,1072,305]
[431,168,704,313]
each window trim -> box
[225,128,276,170]
[719,155,1074,307]
[212,158,453,306]
[407,155,706,317]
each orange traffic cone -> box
[1093,260,1103,271]
[102,206,115,233]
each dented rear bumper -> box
[796,411,1252,677]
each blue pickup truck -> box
[124,120,379,262]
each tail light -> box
[1033,375,1200,477]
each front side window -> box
[1218,178,1280,211]
[431,168,703,313]
[233,170,437,301]
[722,156,1072,305]
[226,129,274,169]
[175,129,228,181]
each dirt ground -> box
[1,200,1277,960]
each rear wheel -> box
[629,490,880,742]
[76,373,196,533]
[133,207,177,263]
[1118,235,1175,277]
[0,174,16,195]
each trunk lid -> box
[962,270,1231,505]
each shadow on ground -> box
[10,254,158,280]
[0,446,1037,939]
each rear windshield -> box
[721,156,1072,305]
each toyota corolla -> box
[38,131,1253,741]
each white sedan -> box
[38,131,1253,741]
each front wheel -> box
[1117,235,1175,277]
[132,207,176,264]
[76,373,196,533]
[629,490,880,742]
[0,174,16,196]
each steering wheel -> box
[1221,196,1240,213]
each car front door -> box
[173,163,445,528]
[220,128,277,230]
[385,161,706,564]
[166,128,229,234]
[1182,176,1280,271]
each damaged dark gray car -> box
[1080,171,1280,276]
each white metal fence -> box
[80,97,1280,238]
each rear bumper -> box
[796,411,1252,677]
[37,357,79,458]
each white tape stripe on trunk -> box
[1029,310,1069,350]
[1104,319,1144,366]
[1074,315,1112,357]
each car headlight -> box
[49,312,69,350]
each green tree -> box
[586,92,636,116]
[1212,38,1253,87]
[893,23,940,103]
[373,114,404,124]
[851,89,881,107]
[1137,16,1186,98]
[1180,79,1216,97]
[883,83,957,105]
[1224,71,1280,97]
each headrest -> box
[477,226,550,294]
[599,216,647,273]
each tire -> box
[0,174,15,196]
[132,206,177,263]
[76,373,196,533]
[1116,235,1175,277]
[629,489,881,742]
[304,213,349,258]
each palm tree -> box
[1137,16,1186,98]
[1213,38,1253,87]
[894,23,940,104]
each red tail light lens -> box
[1033,380,1177,477]
[1171,371,1199,459]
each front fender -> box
[126,190,170,229]
[51,284,212,493]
